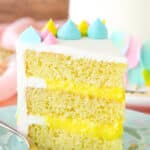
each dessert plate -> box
[126,89,150,107]
[0,106,150,150]
[126,94,150,107]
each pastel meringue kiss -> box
[110,31,130,55]
[102,19,106,25]
[143,69,150,86]
[40,29,49,40]
[43,33,57,45]
[57,20,81,40]
[126,38,141,69]
[140,41,150,69]
[78,20,88,36]
[18,26,41,44]
[128,63,144,86]
[88,19,108,39]
[42,19,57,36]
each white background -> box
[69,0,150,42]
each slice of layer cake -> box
[17,19,127,150]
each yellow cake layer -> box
[25,50,126,88]
[28,124,122,150]
[46,79,125,102]
[26,88,125,124]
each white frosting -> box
[18,115,45,135]
[26,77,46,88]
[28,115,45,125]
[17,38,126,63]
[17,50,43,134]
[17,78,46,134]
[17,46,28,134]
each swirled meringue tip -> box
[57,20,81,40]
[43,32,57,45]
[42,19,57,36]
[140,41,150,69]
[18,26,41,44]
[88,19,108,39]
[78,20,89,36]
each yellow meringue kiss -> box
[78,20,88,36]
[42,19,57,36]
[102,19,106,25]
[143,69,150,86]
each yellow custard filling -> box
[46,79,125,103]
[44,116,123,140]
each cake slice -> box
[17,19,126,150]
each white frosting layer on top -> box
[17,38,126,63]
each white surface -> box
[17,38,126,63]
[69,0,150,42]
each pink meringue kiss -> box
[40,29,49,40]
[126,37,141,69]
[43,33,57,45]
[0,56,17,101]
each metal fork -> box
[0,120,30,148]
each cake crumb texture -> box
[25,50,126,88]
[26,88,124,124]
[28,124,122,150]
[23,49,126,150]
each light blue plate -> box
[0,106,150,150]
